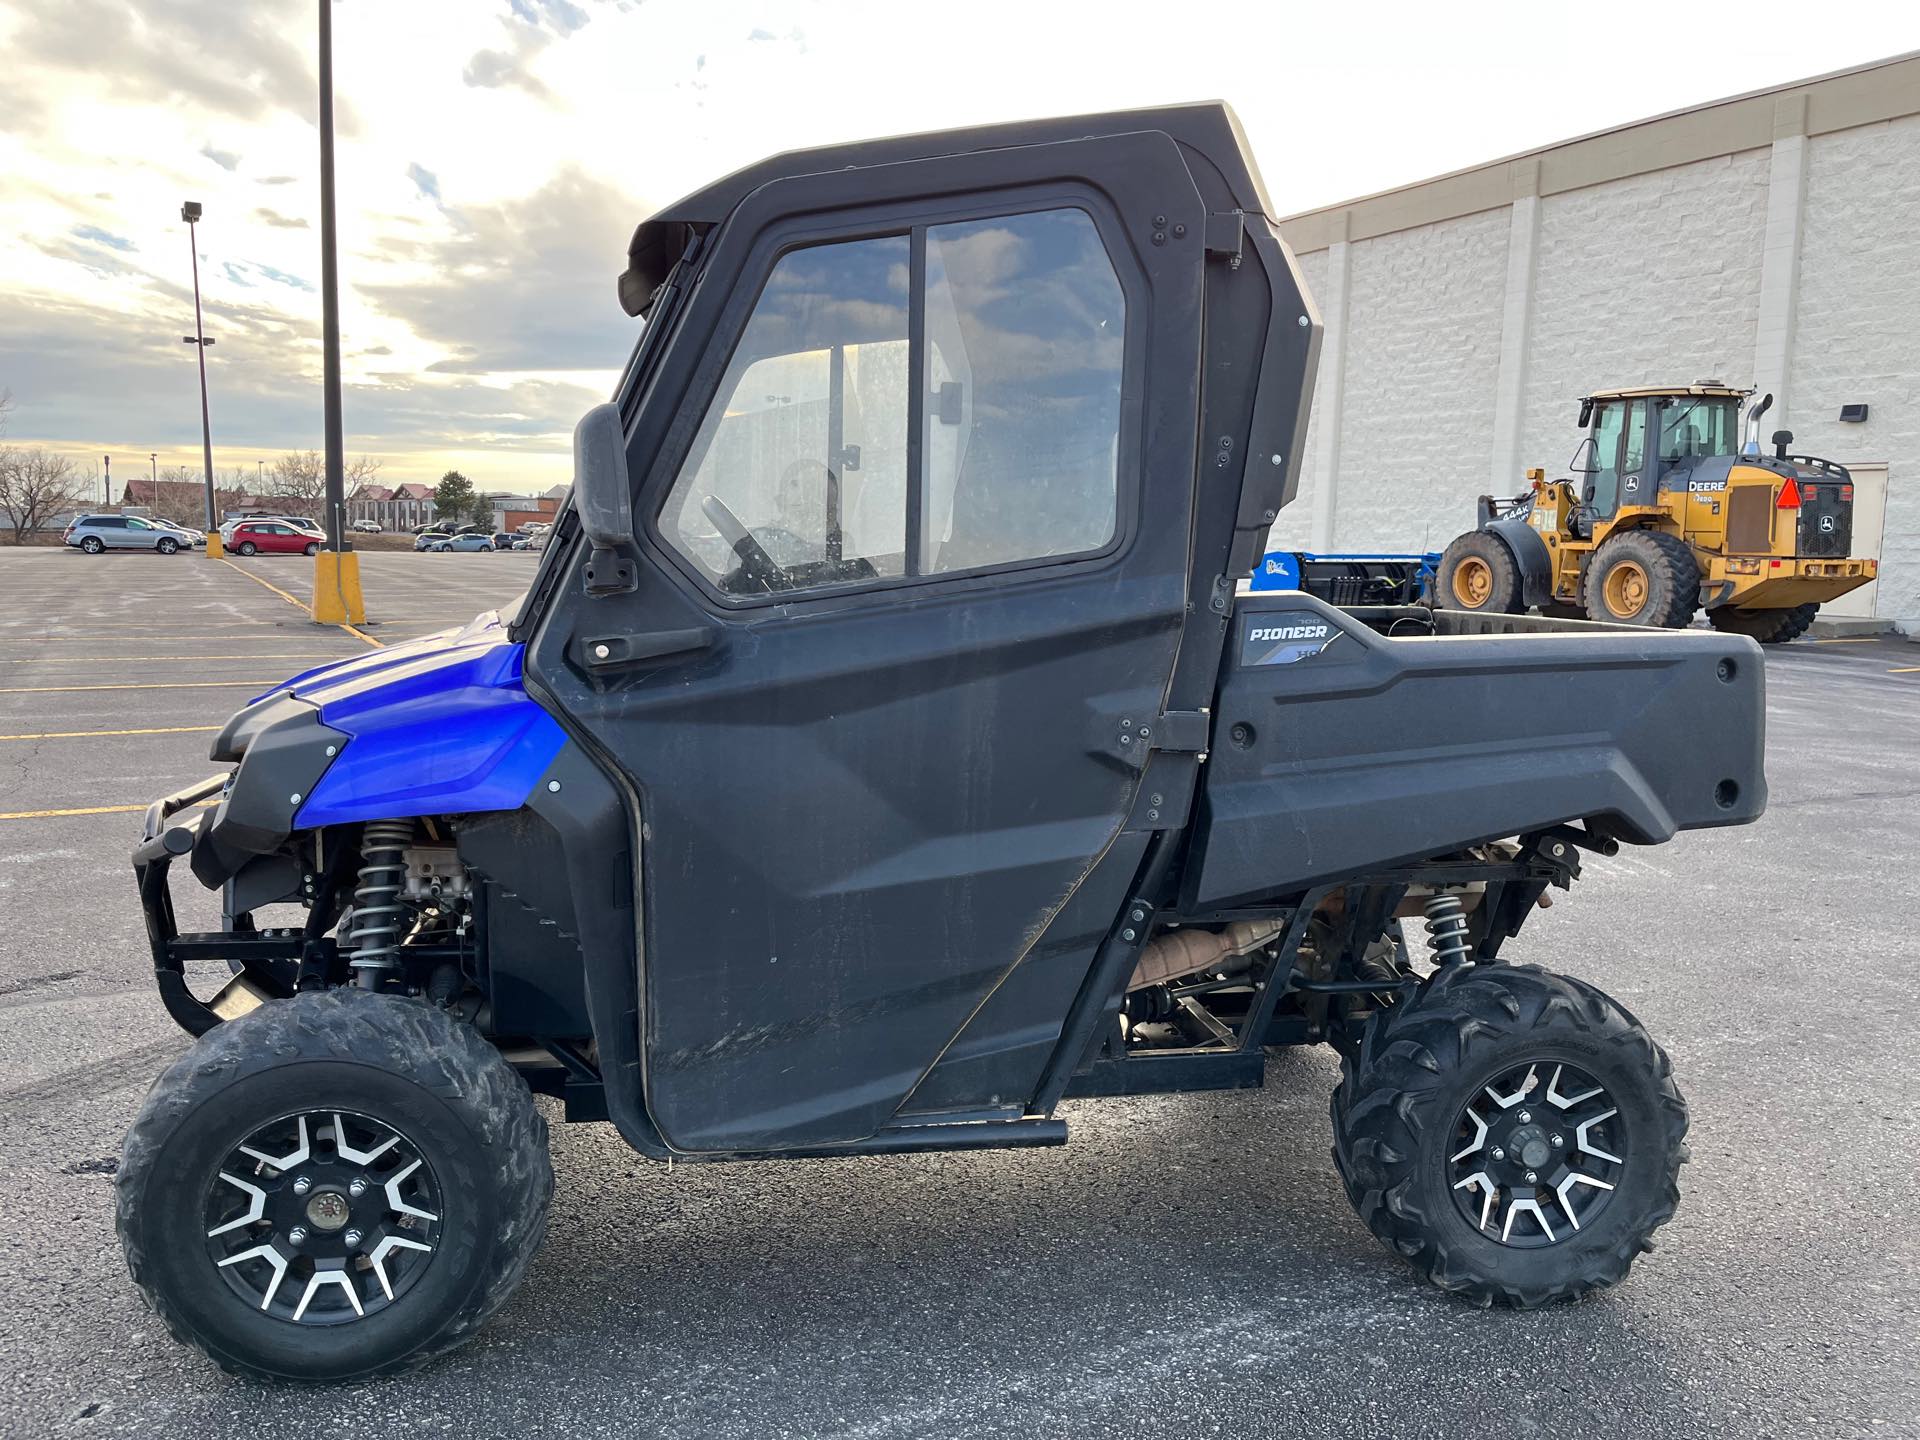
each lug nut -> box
[343,1228,363,1248]
[349,1177,367,1197]
[1525,1171,1538,1184]
[1491,1147,1505,1161]
[292,1177,312,1196]
[288,1225,309,1245]
[1517,1110,1532,1123]
[1552,1134,1564,1147]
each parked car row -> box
[413,528,541,552]
[63,514,203,554]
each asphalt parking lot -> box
[0,545,1916,1438]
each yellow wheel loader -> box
[1438,385,1876,642]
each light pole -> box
[311,0,364,622]
[181,201,218,547]
[103,455,111,507]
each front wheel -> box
[304,541,320,557]
[117,989,552,1382]
[1436,531,1522,613]
[1330,963,1687,1307]
[157,537,179,555]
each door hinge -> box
[1147,709,1210,755]
[1205,211,1245,268]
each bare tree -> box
[267,450,382,520]
[0,449,90,544]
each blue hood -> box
[272,612,569,828]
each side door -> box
[526,134,1207,1153]
[95,516,130,548]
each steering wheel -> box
[701,495,791,592]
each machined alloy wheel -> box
[1330,963,1687,1307]
[81,535,104,554]
[158,536,180,555]
[203,1109,443,1325]
[118,989,551,1382]
[237,541,258,556]
[304,541,320,556]
[1446,1061,1625,1247]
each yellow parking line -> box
[217,559,383,650]
[1813,636,1879,644]
[0,725,221,741]
[0,681,271,694]
[1888,666,1920,674]
[0,654,341,665]
[0,798,218,822]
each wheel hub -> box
[304,1190,351,1231]
[203,1110,442,1325]
[1447,1061,1625,1247]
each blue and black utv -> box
[119,104,1766,1382]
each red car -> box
[227,521,320,556]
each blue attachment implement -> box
[1251,549,1441,605]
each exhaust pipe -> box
[1741,392,1774,458]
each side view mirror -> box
[573,403,638,596]
[1568,436,1600,475]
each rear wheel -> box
[1330,963,1687,1307]
[81,535,104,554]
[1583,530,1698,627]
[237,541,258,556]
[117,989,551,1382]
[1709,601,1817,644]
[1437,532,1523,613]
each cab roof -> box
[1583,384,1751,402]
[619,102,1269,316]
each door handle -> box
[573,626,715,671]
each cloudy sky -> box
[2,0,1915,495]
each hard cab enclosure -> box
[123,105,1767,1378]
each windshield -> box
[1658,397,1740,463]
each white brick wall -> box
[1329,208,1509,553]
[1788,114,1920,626]
[1519,150,1770,477]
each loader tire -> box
[1437,531,1523,613]
[117,988,552,1383]
[1584,529,1698,627]
[1709,601,1818,644]
[1329,963,1688,1309]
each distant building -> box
[347,483,437,531]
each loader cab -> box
[1571,385,1747,528]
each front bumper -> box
[134,777,307,1036]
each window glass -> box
[1622,402,1647,478]
[659,209,1126,597]
[918,210,1123,572]
[1659,397,1739,463]
[1587,402,1624,516]
[99,517,126,529]
[661,236,910,593]
[128,517,153,530]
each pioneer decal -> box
[1241,615,1343,667]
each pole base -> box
[204,532,224,558]
[311,550,366,625]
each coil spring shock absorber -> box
[1423,890,1473,966]
[348,819,413,986]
